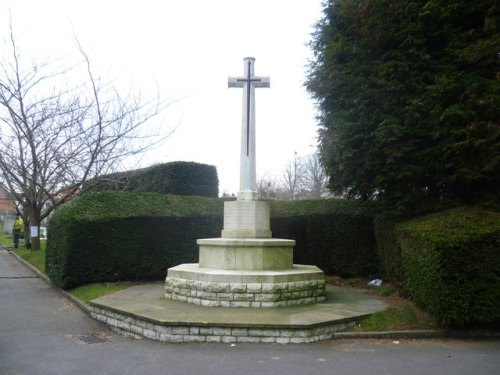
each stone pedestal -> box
[165,200,326,307]
[221,200,271,239]
[199,238,294,270]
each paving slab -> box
[90,282,387,329]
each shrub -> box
[396,207,500,327]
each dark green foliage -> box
[271,200,379,276]
[46,191,223,289]
[46,192,380,289]
[373,214,404,285]
[93,162,219,197]
[306,0,500,214]
[391,207,500,327]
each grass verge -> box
[0,232,47,274]
[326,275,438,331]
[354,305,437,332]
[15,244,47,275]
[69,282,136,304]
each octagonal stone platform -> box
[90,283,387,344]
[166,263,326,308]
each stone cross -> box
[228,57,270,201]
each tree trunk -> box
[28,205,40,251]
[22,221,31,249]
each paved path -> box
[1,249,499,375]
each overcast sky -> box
[1,0,324,195]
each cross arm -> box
[228,77,245,88]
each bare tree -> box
[0,27,172,250]
[256,173,278,200]
[280,152,305,200]
[302,152,329,199]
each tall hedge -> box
[377,207,500,327]
[46,192,379,289]
[271,200,379,276]
[46,192,223,289]
[92,161,219,197]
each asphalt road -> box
[1,249,499,375]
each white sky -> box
[1,0,323,196]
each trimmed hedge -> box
[378,207,500,327]
[46,192,223,289]
[271,200,379,276]
[93,161,219,197]
[373,214,404,285]
[46,192,379,289]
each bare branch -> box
[0,26,176,249]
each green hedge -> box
[46,192,379,289]
[271,200,379,276]
[392,207,500,327]
[46,192,223,289]
[92,161,219,197]
[373,214,404,285]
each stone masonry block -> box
[202,282,230,293]
[260,337,276,344]
[213,327,232,336]
[107,317,118,327]
[197,291,217,300]
[229,283,247,293]
[248,328,277,337]
[185,335,206,343]
[255,293,280,302]
[262,282,288,293]
[233,293,255,301]
[231,328,249,337]
[276,337,291,344]
[280,329,310,338]
[280,292,292,301]
[246,283,262,293]
[129,324,143,335]
[200,327,214,335]
[143,329,158,340]
[216,293,234,301]
[207,336,222,343]
[159,334,184,343]
[156,325,172,335]
[171,326,190,335]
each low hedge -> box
[46,192,379,289]
[395,207,500,327]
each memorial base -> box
[165,264,326,308]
